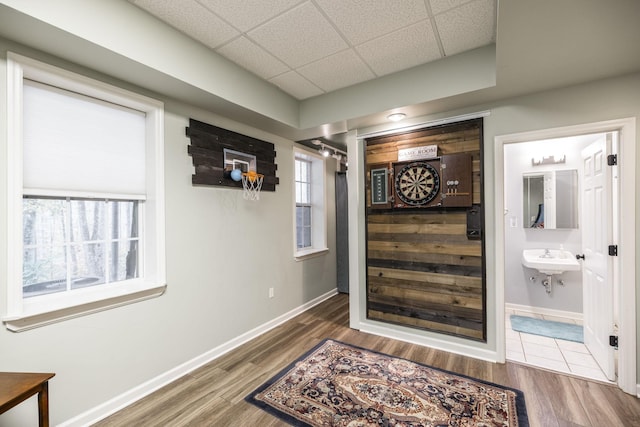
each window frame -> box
[4,53,166,332]
[293,148,328,260]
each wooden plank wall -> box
[365,119,486,341]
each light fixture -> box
[306,139,348,165]
[532,154,566,166]
[387,112,406,122]
[319,143,331,157]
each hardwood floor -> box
[94,293,640,426]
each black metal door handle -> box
[576,254,585,260]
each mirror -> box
[523,169,578,229]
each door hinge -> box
[608,245,618,256]
[609,335,619,348]
[607,154,617,166]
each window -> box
[295,158,312,249]
[4,53,166,331]
[23,198,139,298]
[294,149,327,259]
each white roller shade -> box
[23,80,146,197]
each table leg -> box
[37,381,49,427]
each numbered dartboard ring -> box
[394,162,440,206]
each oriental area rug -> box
[246,339,529,427]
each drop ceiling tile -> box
[429,0,474,15]
[269,71,324,100]
[217,37,289,79]
[356,20,442,77]
[297,50,376,93]
[248,2,348,68]
[435,0,496,56]
[315,0,428,45]
[198,0,304,31]
[131,0,238,49]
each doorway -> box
[494,118,636,395]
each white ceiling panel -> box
[436,0,497,56]
[129,0,497,100]
[248,2,348,68]
[217,37,289,79]
[198,0,304,32]
[357,20,442,77]
[429,0,474,15]
[314,0,428,45]
[298,50,376,92]
[131,0,238,49]
[269,71,324,100]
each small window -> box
[4,53,166,331]
[294,149,327,259]
[295,158,312,249]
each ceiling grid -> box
[130,0,496,100]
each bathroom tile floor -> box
[505,310,615,384]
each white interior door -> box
[581,134,615,381]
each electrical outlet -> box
[269,287,274,298]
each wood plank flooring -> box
[94,294,640,426]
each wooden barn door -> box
[364,119,485,341]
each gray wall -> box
[0,40,338,425]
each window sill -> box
[3,282,166,332]
[294,247,329,261]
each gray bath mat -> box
[510,315,583,343]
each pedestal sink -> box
[521,249,581,275]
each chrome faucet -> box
[539,248,553,258]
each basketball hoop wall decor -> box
[186,118,279,194]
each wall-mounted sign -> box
[398,145,438,162]
[371,168,388,204]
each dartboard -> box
[394,162,440,206]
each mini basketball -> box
[230,168,242,181]
[247,170,257,182]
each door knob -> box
[576,254,585,260]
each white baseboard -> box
[358,321,498,363]
[505,303,582,322]
[58,288,339,427]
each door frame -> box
[494,118,636,395]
